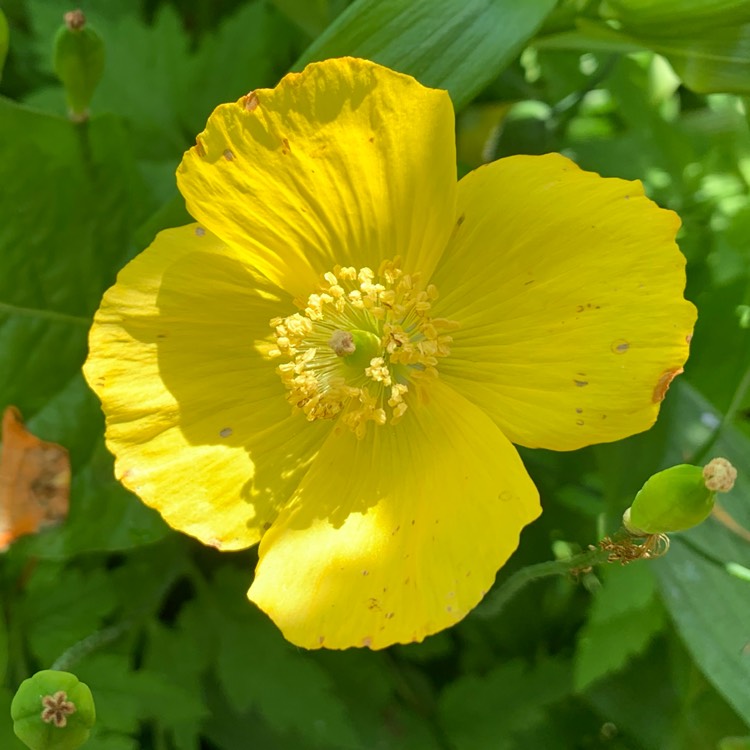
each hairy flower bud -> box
[11,670,95,750]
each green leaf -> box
[75,654,206,739]
[585,636,749,748]
[574,564,665,691]
[604,0,750,35]
[540,18,750,94]
[649,26,750,95]
[655,540,750,727]
[439,659,571,749]
[271,0,349,37]
[0,99,147,409]
[296,0,558,110]
[652,383,750,726]
[594,19,750,94]
[314,649,441,750]
[18,563,117,666]
[0,99,168,555]
[212,586,359,746]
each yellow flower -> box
[84,58,695,650]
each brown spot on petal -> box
[362,636,373,647]
[652,368,683,403]
[219,427,233,438]
[223,149,235,161]
[244,91,259,111]
[611,339,630,354]
[574,379,589,387]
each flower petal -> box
[177,57,457,299]
[84,224,330,550]
[431,154,696,451]
[247,380,540,649]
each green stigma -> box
[329,328,383,370]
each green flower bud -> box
[0,8,9,82]
[623,458,736,535]
[52,10,105,121]
[11,670,95,750]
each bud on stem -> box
[11,670,95,750]
[53,10,105,121]
[623,458,737,536]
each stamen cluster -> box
[268,260,457,436]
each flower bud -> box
[11,670,95,750]
[52,10,105,121]
[623,458,736,535]
[0,8,8,82]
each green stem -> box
[689,364,750,465]
[475,544,615,619]
[50,622,131,672]
[48,541,186,673]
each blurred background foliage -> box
[1,0,750,748]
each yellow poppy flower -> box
[84,57,695,650]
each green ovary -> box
[342,329,383,371]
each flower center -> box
[269,260,457,436]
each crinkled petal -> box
[177,57,457,299]
[431,154,696,451]
[84,224,330,550]
[247,380,540,649]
